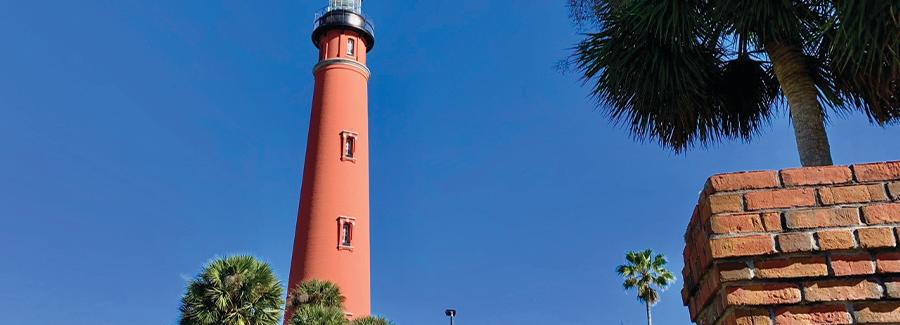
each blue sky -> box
[1,1,898,324]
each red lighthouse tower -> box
[287,0,375,319]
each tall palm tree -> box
[569,0,899,166]
[179,256,284,325]
[616,250,675,325]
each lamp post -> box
[445,309,457,325]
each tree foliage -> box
[179,256,284,325]
[617,250,675,306]
[290,305,348,325]
[287,279,346,311]
[286,280,395,325]
[568,0,899,153]
[350,316,395,325]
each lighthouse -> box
[287,0,375,319]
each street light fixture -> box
[444,309,457,325]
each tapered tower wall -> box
[287,3,374,320]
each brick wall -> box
[682,161,900,325]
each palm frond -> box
[709,0,822,47]
[287,279,346,311]
[825,0,900,123]
[571,0,897,156]
[350,316,394,325]
[715,56,779,137]
[575,0,790,151]
[289,305,347,325]
[180,256,284,325]
[616,250,676,306]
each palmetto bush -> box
[287,279,345,311]
[179,256,284,325]
[290,305,348,325]
[349,316,394,325]
[287,280,347,325]
[286,280,396,325]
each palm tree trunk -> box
[766,41,834,166]
[646,301,652,325]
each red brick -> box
[711,235,776,258]
[693,233,713,279]
[777,233,816,253]
[819,184,888,205]
[687,206,701,237]
[745,189,816,211]
[886,279,900,298]
[785,208,861,230]
[816,230,857,250]
[756,256,828,279]
[876,252,900,274]
[854,161,900,182]
[696,298,726,325]
[683,250,695,285]
[782,166,853,186]
[725,284,802,306]
[853,302,900,323]
[762,212,783,232]
[803,279,883,302]
[774,304,852,325]
[889,182,900,201]
[708,194,745,214]
[695,270,721,309]
[689,297,700,321]
[862,203,900,225]
[830,253,875,276]
[719,262,754,282]
[712,214,765,234]
[857,227,897,248]
[725,309,772,325]
[708,171,779,192]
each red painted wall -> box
[287,28,372,319]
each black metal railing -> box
[313,7,375,38]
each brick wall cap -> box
[781,166,853,186]
[852,161,900,182]
[706,170,779,193]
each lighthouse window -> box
[338,217,355,249]
[347,38,355,56]
[341,131,358,161]
[341,223,352,246]
[345,137,355,158]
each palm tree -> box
[569,0,899,166]
[350,316,395,325]
[290,305,348,325]
[286,280,347,325]
[285,280,397,325]
[179,256,284,325]
[287,279,346,312]
[616,250,675,325]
